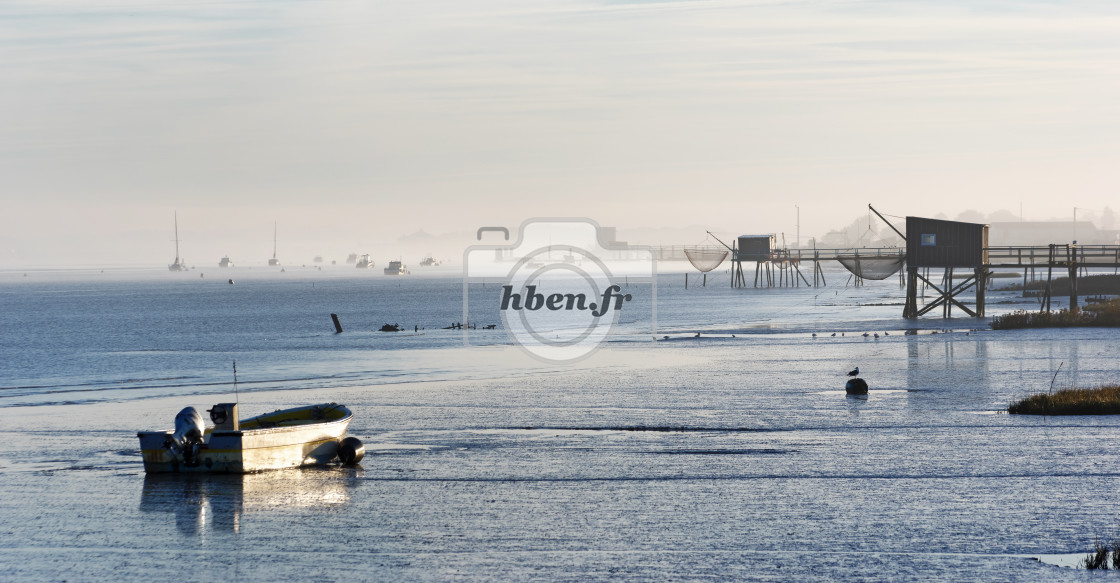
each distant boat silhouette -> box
[168,212,187,272]
[384,260,408,275]
[268,221,280,267]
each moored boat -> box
[268,221,281,267]
[168,211,187,272]
[138,402,363,473]
[384,259,407,275]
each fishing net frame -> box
[836,255,905,280]
[684,248,729,273]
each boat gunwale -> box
[237,404,351,432]
[138,403,352,438]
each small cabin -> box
[737,235,776,262]
[905,217,988,268]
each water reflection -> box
[139,468,359,535]
[844,393,868,416]
[905,332,991,393]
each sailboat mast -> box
[273,221,277,260]
[174,212,181,260]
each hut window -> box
[921,234,936,246]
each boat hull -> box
[138,404,352,474]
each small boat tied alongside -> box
[138,402,365,474]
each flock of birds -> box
[812,331,888,339]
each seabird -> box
[847,367,860,377]
[862,332,869,337]
[812,333,817,337]
[874,333,879,339]
[831,332,836,337]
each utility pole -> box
[795,205,800,250]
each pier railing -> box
[985,245,1120,268]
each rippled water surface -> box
[1,267,1117,581]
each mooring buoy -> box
[845,378,868,395]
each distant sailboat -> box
[268,222,280,267]
[168,212,187,272]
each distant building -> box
[988,221,1118,246]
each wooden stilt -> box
[1068,244,1078,314]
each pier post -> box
[975,267,986,317]
[331,313,343,333]
[1045,245,1054,313]
[1068,244,1079,314]
[903,267,918,319]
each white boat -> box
[384,260,407,275]
[168,212,187,272]
[355,254,374,268]
[219,256,234,268]
[137,402,363,474]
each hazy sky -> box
[2,0,1118,267]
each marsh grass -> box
[1082,536,1120,570]
[1008,385,1120,415]
[991,298,1120,329]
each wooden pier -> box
[708,242,1120,319]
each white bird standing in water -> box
[847,367,860,377]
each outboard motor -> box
[337,436,365,465]
[168,407,205,466]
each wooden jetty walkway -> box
[683,243,1120,319]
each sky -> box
[1,0,1118,267]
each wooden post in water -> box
[331,313,343,334]
[1044,244,1054,313]
[975,266,986,317]
[903,267,918,318]
[1068,244,1079,314]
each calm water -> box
[1,265,1117,581]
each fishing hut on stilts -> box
[729,234,816,288]
[901,216,990,318]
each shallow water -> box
[0,268,1116,581]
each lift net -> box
[684,248,729,273]
[836,255,905,280]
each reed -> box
[1082,536,1120,570]
[1008,385,1120,415]
[991,298,1120,329]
